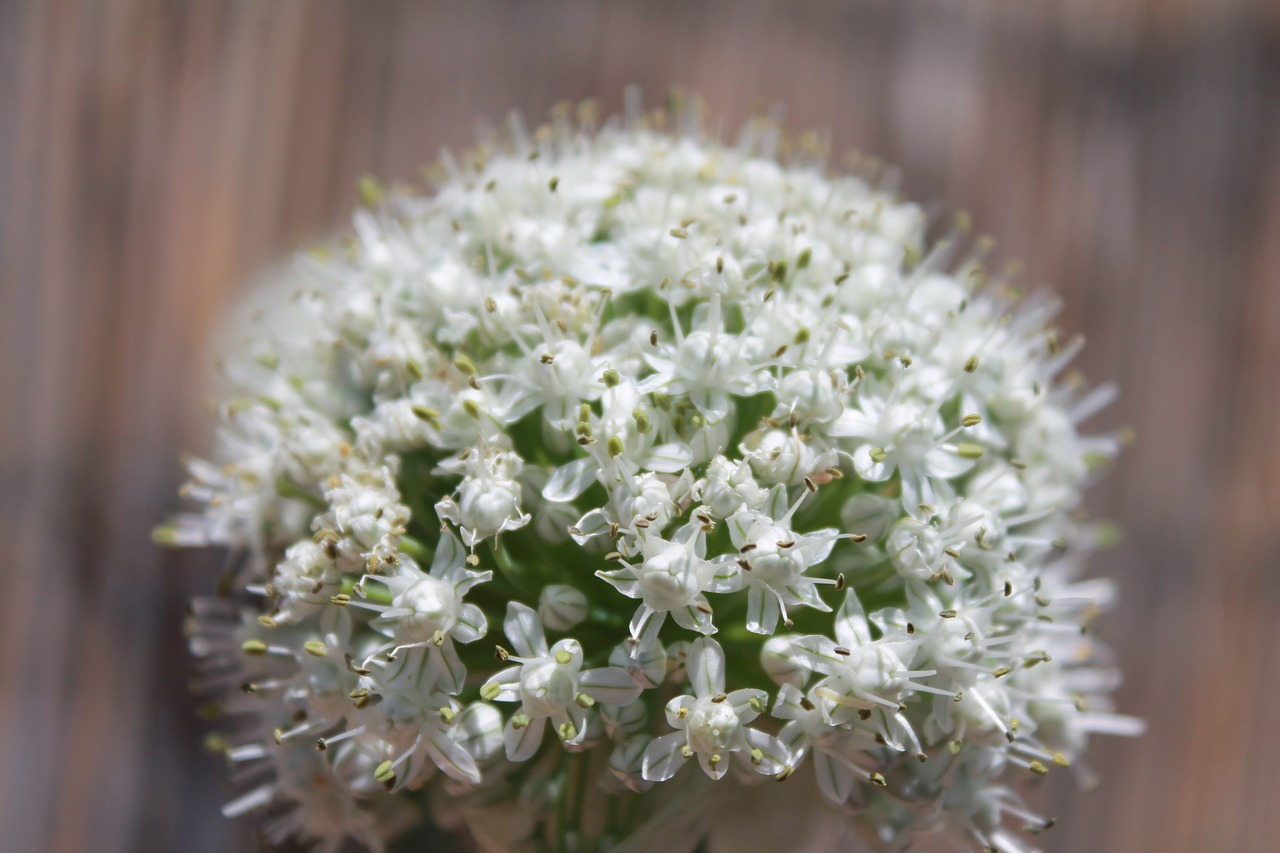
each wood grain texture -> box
[2,1,1278,851]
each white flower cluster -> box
[165,99,1141,853]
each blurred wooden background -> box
[2,1,1279,851]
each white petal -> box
[609,736,653,793]
[543,457,597,502]
[827,409,875,438]
[454,703,504,762]
[777,719,810,758]
[798,529,838,565]
[580,667,643,706]
[664,694,696,729]
[685,637,725,698]
[791,582,832,613]
[609,635,667,688]
[602,700,649,740]
[596,567,641,598]
[926,447,977,480]
[641,732,689,782]
[550,638,584,670]
[570,509,611,545]
[643,443,693,473]
[453,603,488,644]
[745,586,767,635]
[772,683,808,721]
[726,511,754,548]
[789,635,840,675]
[428,639,467,694]
[481,665,523,703]
[704,555,742,593]
[743,728,788,775]
[504,714,547,762]
[834,589,872,649]
[697,752,728,780]
[431,530,466,576]
[504,601,547,658]
[427,732,481,785]
[766,485,789,520]
[761,635,808,688]
[852,445,891,482]
[727,688,767,722]
[813,750,854,803]
[670,601,714,635]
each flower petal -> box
[743,728,788,776]
[453,602,488,644]
[504,714,547,762]
[834,589,872,649]
[643,443,693,473]
[685,637,725,698]
[543,457,597,503]
[427,731,481,785]
[642,732,689,782]
[580,667,643,707]
[454,702,505,762]
[813,749,855,804]
[430,530,466,576]
[504,601,547,658]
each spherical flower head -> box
[163,95,1141,853]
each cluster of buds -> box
[163,95,1141,853]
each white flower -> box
[830,389,980,514]
[641,638,787,781]
[166,99,1139,853]
[435,446,531,547]
[596,523,740,637]
[359,532,491,693]
[772,682,886,802]
[725,493,848,634]
[482,603,641,761]
[787,592,933,729]
[640,294,771,420]
[694,454,768,519]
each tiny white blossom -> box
[641,638,787,781]
[596,523,740,637]
[359,532,491,693]
[482,603,641,761]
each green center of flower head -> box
[167,96,1143,853]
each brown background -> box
[2,1,1279,851]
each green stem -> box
[569,750,591,838]
[398,533,432,563]
[555,750,571,853]
[274,475,326,509]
